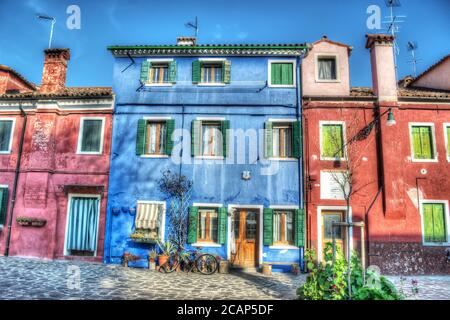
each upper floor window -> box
[320,122,344,160]
[264,120,301,159]
[422,202,448,244]
[0,119,14,154]
[273,209,295,246]
[0,186,8,226]
[269,60,295,87]
[193,59,231,85]
[191,119,229,158]
[317,56,338,81]
[140,60,176,85]
[77,118,105,155]
[136,118,175,157]
[444,124,450,161]
[410,124,436,161]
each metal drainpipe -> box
[4,102,27,256]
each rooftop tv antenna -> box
[185,16,199,38]
[382,0,406,80]
[36,14,56,48]
[406,41,422,77]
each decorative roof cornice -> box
[107,44,308,57]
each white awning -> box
[135,203,162,230]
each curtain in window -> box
[201,64,222,83]
[136,203,162,230]
[272,128,280,157]
[0,120,13,151]
[285,211,293,243]
[412,126,433,159]
[150,65,169,83]
[318,58,336,80]
[197,209,218,242]
[273,212,281,242]
[423,203,447,243]
[147,122,166,154]
[322,125,343,158]
[202,124,222,156]
[81,120,102,152]
[66,197,99,252]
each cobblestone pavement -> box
[0,257,449,300]
[0,257,304,300]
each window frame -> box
[0,118,16,154]
[315,53,340,83]
[271,122,294,159]
[269,205,298,249]
[195,117,225,160]
[444,123,450,162]
[266,118,297,161]
[319,120,346,161]
[139,116,172,158]
[76,117,105,155]
[145,59,174,87]
[135,200,166,242]
[419,200,450,246]
[191,203,223,247]
[268,59,296,88]
[408,122,438,163]
[197,58,226,86]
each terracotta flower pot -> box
[158,255,169,266]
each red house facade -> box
[303,35,450,274]
[0,49,114,262]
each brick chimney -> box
[176,37,197,46]
[365,34,397,102]
[40,48,70,93]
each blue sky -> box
[0,0,449,88]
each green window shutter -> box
[140,60,150,84]
[168,61,177,83]
[221,120,230,157]
[423,204,434,242]
[223,60,231,84]
[218,207,228,244]
[0,187,8,225]
[293,121,302,158]
[191,120,202,157]
[294,209,305,247]
[192,60,201,83]
[188,206,199,244]
[0,120,13,152]
[432,204,447,242]
[81,119,102,152]
[420,126,433,159]
[136,119,147,156]
[447,127,450,157]
[263,208,273,246]
[281,63,294,85]
[165,119,175,156]
[322,124,343,158]
[264,121,273,158]
[411,126,422,159]
[271,63,282,85]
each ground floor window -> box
[131,202,165,243]
[65,196,100,256]
[197,208,219,243]
[273,210,295,245]
[422,203,448,244]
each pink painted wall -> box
[0,108,113,261]
[412,57,450,91]
[301,39,350,97]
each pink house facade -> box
[0,49,114,262]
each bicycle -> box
[159,249,219,275]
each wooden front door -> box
[322,210,346,257]
[233,209,259,268]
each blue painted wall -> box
[104,54,304,271]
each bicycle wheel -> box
[159,256,180,273]
[195,254,218,275]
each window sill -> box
[0,152,12,155]
[269,245,298,250]
[144,83,174,87]
[268,84,296,88]
[267,157,297,161]
[191,242,222,248]
[411,158,438,163]
[315,79,340,83]
[320,157,346,162]
[422,242,450,247]
[197,83,226,87]
[194,156,225,160]
[76,152,103,155]
[140,154,169,158]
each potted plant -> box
[16,216,47,227]
[122,252,140,268]
[148,249,158,270]
[291,263,300,275]
[157,240,174,267]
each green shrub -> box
[297,243,404,300]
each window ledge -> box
[269,245,299,250]
[268,84,296,88]
[422,242,450,247]
[145,83,174,87]
[194,156,225,160]
[76,152,103,155]
[320,157,346,162]
[191,242,222,248]
[197,83,226,87]
[0,151,12,155]
[140,154,170,158]
[267,157,297,161]
[315,79,340,83]
[411,158,438,163]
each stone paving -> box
[0,256,449,300]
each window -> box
[272,123,293,158]
[78,118,104,154]
[197,208,219,243]
[136,119,175,157]
[269,61,295,87]
[273,210,295,245]
[191,119,229,158]
[445,125,450,161]
[0,186,8,226]
[321,123,344,159]
[140,60,176,85]
[410,125,435,160]
[149,62,169,84]
[146,121,166,155]
[264,120,301,159]
[422,203,448,244]
[131,202,165,243]
[192,60,231,85]
[0,119,14,153]
[317,56,337,81]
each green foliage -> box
[297,243,404,300]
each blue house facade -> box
[105,37,307,272]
